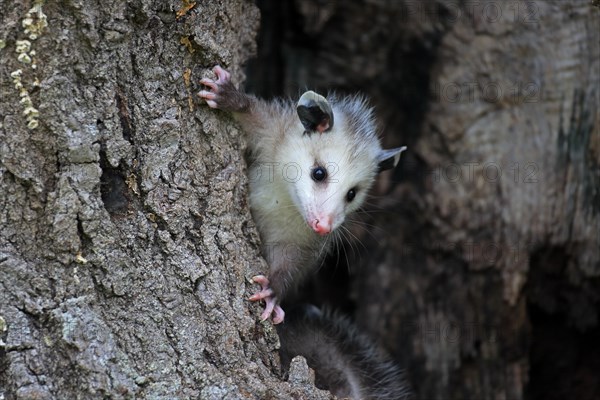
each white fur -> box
[245,97,382,267]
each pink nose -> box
[311,218,332,235]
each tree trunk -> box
[250,0,600,399]
[0,1,331,398]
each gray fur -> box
[199,67,406,322]
[278,305,413,400]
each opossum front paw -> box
[249,275,285,324]
[198,65,235,109]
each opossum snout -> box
[310,216,332,235]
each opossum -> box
[199,66,406,324]
[277,305,413,400]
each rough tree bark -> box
[250,1,599,399]
[1,1,332,399]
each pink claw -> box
[261,296,276,321]
[213,65,230,82]
[250,275,285,324]
[199,78,218,91]
[198,65,232,109]
[252,275,270,287]
[249,288,273,301]
[273,305,285,324]
[198,87,218,108]
[198,90,216,100]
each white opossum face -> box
[282,91,406,236]
[284,131,377,235]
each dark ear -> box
[297,91,334,133]
[377,146,407,172]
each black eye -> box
[346,188,357,202]
[311,166,327,182]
